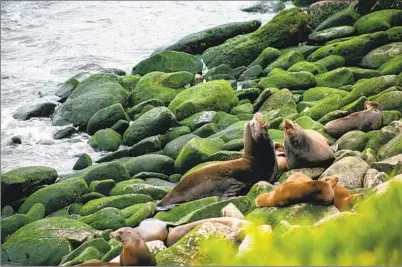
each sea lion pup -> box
[324,101,383,138]
[275,143,288,170]
[283,119,335,169]
[255,178,338,208]
[319,176,364,211]
[156,112,277,210]
[77,227,155,266]
[166,217,252,246]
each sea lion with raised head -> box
[319,176,364,211]
[283,120,335,169]
[255,178,338,208]
[156,112,277,210]
[324,101,383,138]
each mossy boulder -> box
[128,135,163,157]
[354,9,402,34]
[124,154,174,176]
[308,31,389,65]
[88,129,121,152]
[308,1,353,30]
[163,134,197,159]
[303,94,343,120]
[1,166,58,206]
[73,153,92,171]
[82,192,105,204]
[378,54,402,75]
[287,61,327,75]
[86,103,128,135]
[258,89,298,120]
[201,8,308,68]
[210,121,247,142]
[1,217,100,266]
[78,207,126,230]
[280,45,320,58]
[123,202,156,227]
[159,71,194,88]
[81,161,131,185]
[132,51,202,75]
[386,26,402,41]
[230,102,253,115]
[223,138,244,151]
[192,123,218,137]
[248,47,282,69]
[246,204,339,227]
[314,55,345,71]
[377,134,402,160]
[309,26,355,43]
[365,130,396,150]
[258,68,316,91]
[302,87,348,101]
[119,74,141,92]
[18,177,88,215]
[59,238,111,265]
[52,74,128,130]
[382,110,402,125]
[79,194,152,216]
[109,183,168,200]
[204,64,232,80]
[109,179,145,196]
[376,91,402,112]
[162,126,191,145]
[89,179,115,196]
[347,67,381,80]
[262,51,304,75]
[314,7,361,32]
[122,106,176,146]
[361,42,402,69]
[294,116,324,130]
[207,151,243,162]
[179,111,239,132]
[336,130,369,151]
[126,98,165,119]
[168,80,238,121]
[154,197,220,224]
[315,67,355,88]
[174,137,225,173]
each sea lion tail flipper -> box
[155,204,178,211]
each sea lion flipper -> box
[221,180,247,199]
[155,204,178,211]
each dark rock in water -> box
[52,73,128,130]
[10,135,22,144]
[86,103,129,135]
[157,20,261,55]
[111,119,129,135]
[13,102,57,121]
[53,126,78,139]
[98,68,126,76]
[201,8,308,68]
[55,72,91,102]
[1,166,58,207]
[241,1,285,13]
[132,51,202,76]
[73,153,93,171]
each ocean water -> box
[1,1,286,175]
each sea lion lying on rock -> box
[324,101,383,138]
[284,119,335,169]
[134,218,168,242]
[319,176,364,211]
[255,177,338,208]
[156,112,277,210]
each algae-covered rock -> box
[318,110,349,124]
[336,130,369,151]
[372,154,402,174]
[377,54,402,75]
[82,161,131,185]
[132,51,202,75]
[163,134,197,159]
[230,102,253,115]
[377,134,402,160]
[236,87,261,103]
[287,61,327,75]
[109,179,145,196]
[18,177,88,215]
[59,238,111,265]
[201,8,308,68]
[119,74,141,92]
[309,26,355,43]
[341,96,367,113]
[1,217,100,266]
[86,103,128,135]
[123,106,176,146]
[248,47,282,69]
[207,150,243,162]
[126,98,165,119]
[365,130,396,150]
[354,9,402,34]
[262,51,304,75]
[89,179,115,196]
[376,91,402,112]
[308,31,389,65]
[192,123,218,137]
[154,197,220,224]
[82,192,105,204]
[52,74,128,130]
[238,65,263,81]
[180,111,239,132]
[258,89,298,121]
[314,7,361,32]
[204,64,232,80]
[73,153,92,171]
[362,148,378,165]
[168,80,238,121]
[302,87,348,101]
[294,115,324,131]
[159,71,194,88]
[109,183,168,200]
[88,128,121,152]
[123,202,156,227]
[79,207,126,230]
[223,138,244,151]
[280,46,320,58]
[314,55,345,71]
[315,67,355,88]
[303,94,343,120]
[361,42,402,69]
[258,68,316,90]
[382,110,402,125]
[246,204,339,227]
[321,156,370,189]
[347,67,381,80]
[210,121,247,142]
[162,126,191,145]
[79,194,152,216]
[127,135,162,157]
[124,154,174,176]
[174,137,225,173]
[1,166,58,206]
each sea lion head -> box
[248,112,270,142]
[111,227,142,245]
[320,176,339,187]
[364,101,382,111]
[284,120,304,146]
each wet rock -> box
[123,202,156,227]
[378,55,402,75]
[128,135,163,157]
[363,168,388,188]
[314,7,361,32]
[10,135,22,145]
[354,9,402,34]
[192,123,218,137]
[118,74,141,92]
[110,183,168,200]
[241,1,285,13]
[303,87,348,102]
[376,91,402,112]
[78,207,126,231]
[314,54,345,71]
[309,25,355,43]
[89,179,115,195]
[288,61,327,75]
[163,134,197,159]
[238,65,262,81]
[258,68,316,91]
[53,126,78,139]
[55,74,81,102]
[336,130,368,151]
[168,174,182,183]
[86,103,129,135]
[124,154,174,176]
[248,47,282,69]
[59,238,110,265]
[263,51,304,75]
[126,98,165,120]
[180,111,239,132]
[361,42,402,69]
[81,161,131,185]
[162,126,191,145]
[13,102,57,121]
[280,45,321,58]
[210,121,247,142]
[372,154,402,173]
[88,129,121,152]
[223,138,244,151]
[377,133,402,160]
[303,94,343,121]
[73,153,92,171]
[257,89,298,121]
[315,67,354,88]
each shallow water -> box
[1,1,287,175]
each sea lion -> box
[156,112,277,210]
[283,119,335,169]
[319,176,364,211]
[166,217,251,247]
[77,227,155,266]
[286,172,313,182]
[255,178,338,208]
[134,218,168,242]
[324,101,383,138]
[275,143,288,170]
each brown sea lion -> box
[286,172,313,182]
[166,217,251,246]
[324,101,383,138]
[275,143,288,170]
[255,178,338,208]
[319,176,364,211]
[134,218,168,242]
[156,112,278,210]
[283,119,335,169]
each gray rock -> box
[363,168,388,188]
[53,126,78,139]
[13,102,58,121]
[371,154,402,173]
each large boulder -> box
[132,51,202,75]
[307,1,354,30]
[258,68,316,90]
[163,134,197,159]
[354,9,402,34]
[201,8,309,68]
[308,25,356,43]
[303,94,343,120]
[302,87,348,101]
[160,20,261,54]
[78,207,126,230]
[375,91,402,112]
[377,134,402,160]
[248,47,282,69]
[168,80,238,121]
[361,42,402,69]
[122,107,176,146]
[314,7,361,32]
[52,74,128,130]
[88,129,121,152]
[81,161,131,185]
[315,67,354,88]
[258,89,298,121]
[1,217,101,266]
[378,54,402,75]
[123,154,175,176]
[262,51,304,74]
[1,166,58,207]
[86,103,129,135]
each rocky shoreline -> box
[2,0,402,266]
